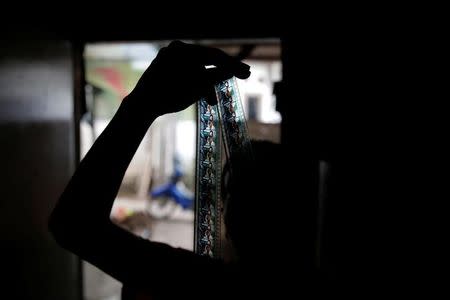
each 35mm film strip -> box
[195,77,251,258]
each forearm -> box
[50,95,157,235]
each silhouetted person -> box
[49,41,289,299]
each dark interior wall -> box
[281,31,393,292]
[281,25,433,294]
[0,38,80,300]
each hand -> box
[128,41,251,116]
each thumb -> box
[205,85,218,106]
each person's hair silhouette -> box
[222,141,284,263]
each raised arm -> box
[48,41,250,288]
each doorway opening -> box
[80,39,281,300]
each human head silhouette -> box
[222,141,284,263]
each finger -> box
[204,67,234,84]
[205,85,218,106]
[169,41,250,77]
[203,67,251,85]
[193,82,217,106]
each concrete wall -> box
[0,38,81,299]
